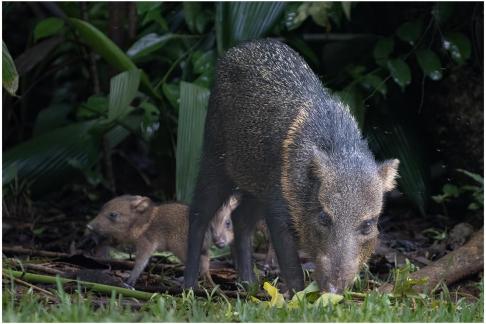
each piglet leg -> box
[126,240,157,287]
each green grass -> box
[3,281,483,322]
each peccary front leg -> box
[184,168,233,288]
[231,196,262,284]
[126,240,157,287]
[265,199,304,294]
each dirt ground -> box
[2,189,483,299]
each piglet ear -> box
[227,195,240,210]
[131,195,151,213]
[378,159,400,192]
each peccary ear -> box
[131,195,151,213]
[378,159,400,192]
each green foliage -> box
[2,121,100,191]
[69,18,157,98]
[391,260,427,298]
[443,32,472,65]
[175,82,209,204]
[107,69,141,122]
[367,112,429,216]
[396,20,423,46]
[127,33,176,61]
[416,49,442,80]
[433,169,484,211]
[2,41,18,96]
[2,278,483,322]
[422,228,447,241]
[432,2,454,25]
[33,17,65,42]
[183,3,212,34]
[2,69,149,195]
[2,2,479,214]
[387,58,412,90]
[336,85,365,129]
[216,2,285,52]
[373,38,394,66]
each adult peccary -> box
[184,39,399,294]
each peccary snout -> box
[314,232,379,293]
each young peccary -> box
[87,195,236,286]
[184,39,399,294]
[211,194,238,248]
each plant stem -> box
[4,269,157,301]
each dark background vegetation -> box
[2,2,483,273]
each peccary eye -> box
[225,219,232,229]
[318,211,332,227]
[359,219,375,235]
[107,212,120,221]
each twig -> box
[23,263,66,276]
[12,277,56,299]
[5,270,157,301]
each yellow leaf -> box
[263,282,286,308]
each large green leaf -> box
[183,2,201,33]
[361,73,387,96]
[366,112,429,215]
[108,69,141,121]
[176,82,210,204]
[443,32,471,65]
[431,3,454,25]
[69,18,158,99]
[15,36,63,76]
[415,49,442,80]
[127,33,175,60]
[373,37,394,66]
[2,121,100,194]
[33,103,73,136]
[387,58,411,90]
[216,2,286,53]
[3,117,140,196]
[396,20,423,46]
[162,82,180,110]
[2,41,19,96]
[33,17,65,42]
[3,70,144,196]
